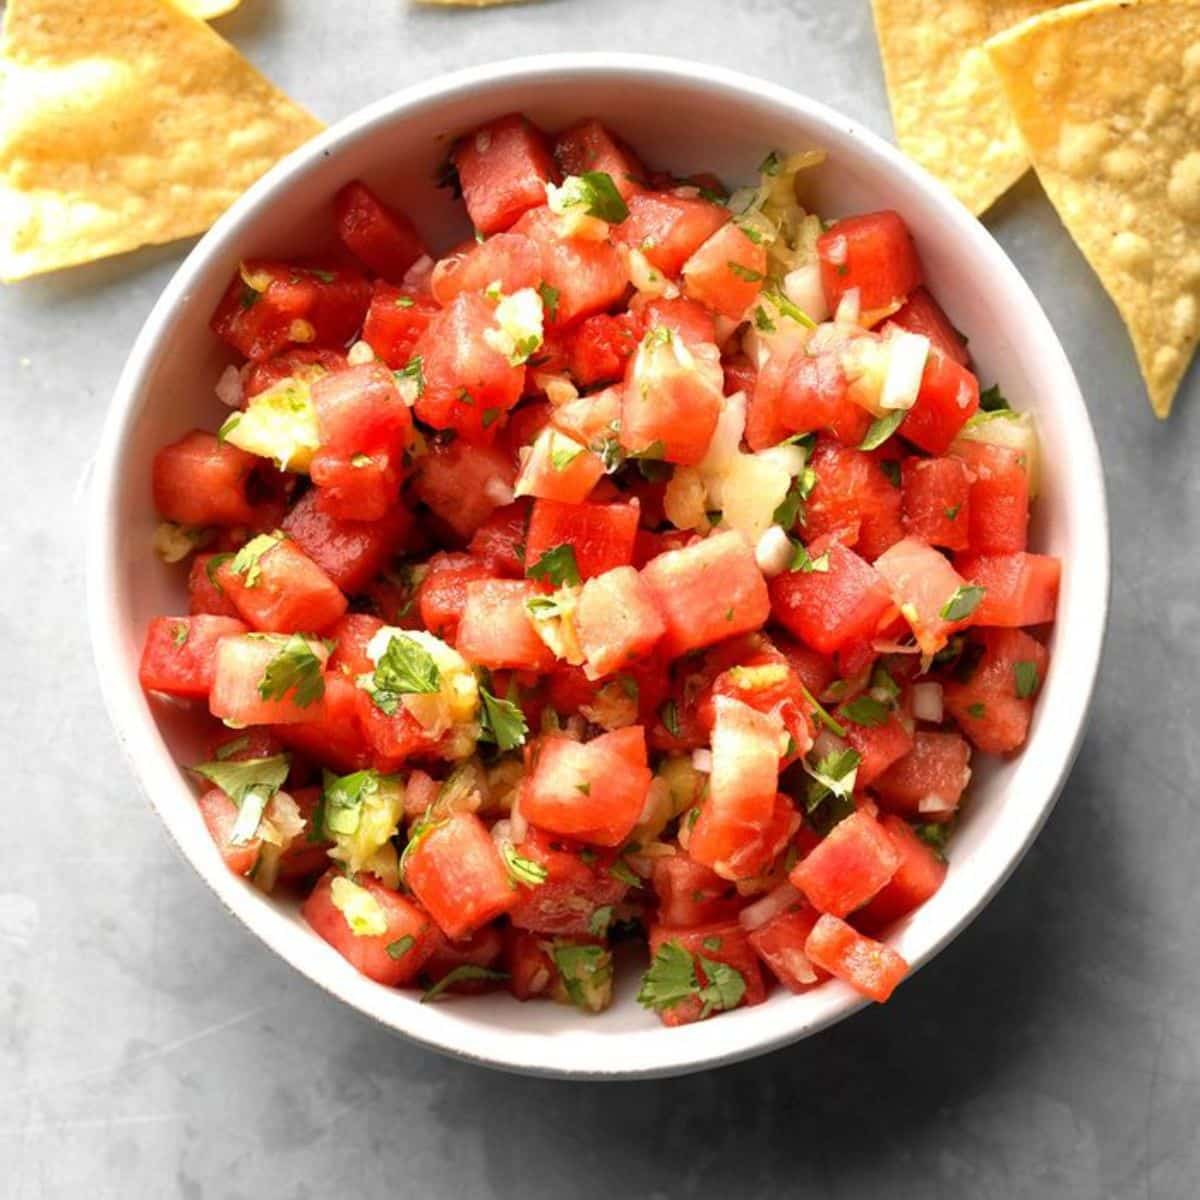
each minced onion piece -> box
[508,799,528,846]
[811,728,848,762]
[625,246,677,298]
[755,524,794,578]
[483,477,515,507]
[754,442,807,478]
[738,882,803,932]
[347,339,376,365]
[691,749,713,774]
[698,391,747,475]
[879,330,930,411]
[834,286,861,326]
[782,263,829,324]
[912,681,944,723]
[918,793,957,815]
[215,364,242,409]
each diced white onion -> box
[779,949,819,986]
[755,524,793,578]
[691,749,713,774]
[698,391,746,475]
[483,477,515,507]
[812,728,847,762]
[782,263,830,324]
[491,818,513,850]
[215,364,242,409]
[834,287,861,327]
[508,799,528,845]
[739,883,803,932]
[918,793,957,815]
[754,442,807,477]
[912,681,944,723]
[347,340,376,365]
[879,330,929,411]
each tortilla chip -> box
[0,0,322,281]
[988,0,1200,418]
[984,1,1065,34]
[173,0,242,17]
[870,0,1033,215]
[870,1,1072,214]
[414,0,529,6]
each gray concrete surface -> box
[2,1,1198,1196]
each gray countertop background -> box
[3,1,1198,1197]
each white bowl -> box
[87,53,1109,1079]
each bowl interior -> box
[91,56,1108,1078]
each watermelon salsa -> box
[140,114,1058,1024]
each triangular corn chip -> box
[984,1,1065,34]
[0,0,322,281]
[988,0,1200,417]
[870,0,1032,215]
[174,0,243,17]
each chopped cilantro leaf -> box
[800,684,846,737]
[386,935,415,960]
[860,410,905,451]
[230,531,282,589]
[549,438,583,471]
[789,539,830,574]
[940,585,986,622]
[609,859,641,888]
[257,634,325,708]
[804,747,861,813]
[478,685,528,752]
[768,288,817,329]
[537,281,560,323]
[636,940,746,1018]
[914,822,950,859]
[192,753,290,845]
[502,844,548,886]
[360,632,441,714]
[551,943,613,1011]
[421,965,508,1003]
[727,260,764,283]
[216,412,241,446]
[567,171,630,222]
[1014,660,1040,699]
[841,694,890,727]
[660,699,681,738]
[589,905,614,937]
[979,384,1010,412]
[527,544,581,587]
[394,355,425,398]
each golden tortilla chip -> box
[177,0,242,16]
[870,0,1031,215]
[414,0,529,6]
[0,0,322,281]
[984,1,1065,34]
[988,0,1200,418]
